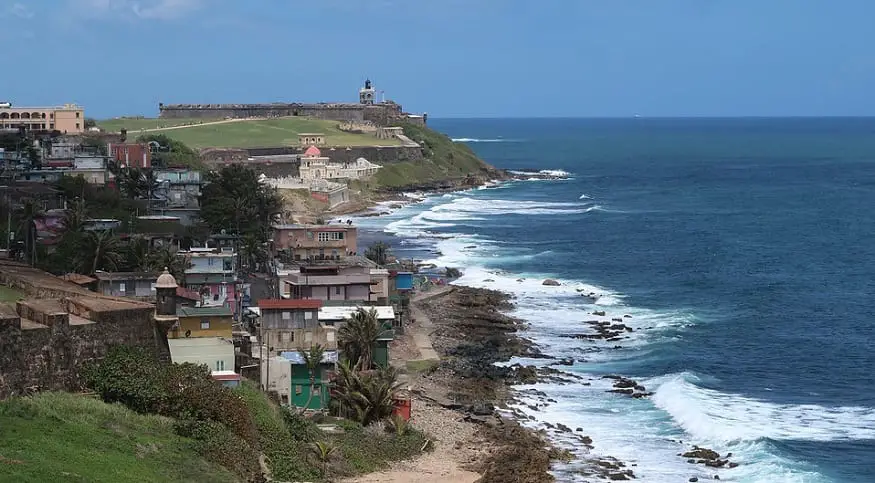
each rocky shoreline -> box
[410,286,649,482]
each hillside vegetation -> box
[98,117,401,149]
[0,393,237,483]
[371,122,505,189]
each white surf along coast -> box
[346,177,870,482]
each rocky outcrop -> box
[542,279,561,286]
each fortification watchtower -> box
[155,268,178,316]
[360,79,376,105]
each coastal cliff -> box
[370,122,507,191]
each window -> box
[295,385,303,395]
[118,282,126,292]
[76,112,80,118]
[278,332,286,343]
[201,319,210,330]
[335,286,342,295]
[289,332,294,342]
[304,331,312,343]
[49,113,53,119]
[75,123,80,129]
[282,311,291,320]
[317,231,346,242]
[306,231,314,240]
[304,311,313,320]
[50,123,54,129]
[216,360,224,371]
[223,259,233,271]
[327,332,335,342]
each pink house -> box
[271,224,358,262]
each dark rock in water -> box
[614,379,637,389]
[542,279,561,286]
[516,278,525,282]
[725,453,732,458]
[625,326,634,332]
[556,357,575,366]
[464,245,477,249]
[631,392,653,398]
[483,279,495,282]
[714,476,720,480]
[690,478,699,483]
[687,459,696,464]
[609,388,634,395]
[728,462,739,468]
[705,460,728,468]
[634,385,646,391]
[556,423,573,433]
[602,375,623,380]
[592,310,606,316]
[682,448,720,461]
[612,318,623,322]
[624,314,632,318]
[608,473,630,481]
[576,427,583,432]
[581,436,593,444]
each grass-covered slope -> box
[372,122,506,189]
[98,117,401,149]
[0,393,237,483]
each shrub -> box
[331,362,402,426]
[174,420,261,481]
[329,420,432,476]
[83,346,258,446]
[281,407,321,443]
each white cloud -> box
[69,0,204,21]
[3,3,36,19]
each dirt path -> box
[129,117,249,133]
[407,286,454,361]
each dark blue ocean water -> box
[353,118,875,482]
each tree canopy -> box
[135,134,204,169]
[198,164,282,243]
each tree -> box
[15,198,44,266]
[298,344,326,413]
[365,241,390,266]
[77,230,123,275]
[309,441,337,478]
[331,360,402,426]
[136,134,202,169]
[337,308,382,371]
[199,164,282,243]
[124,235,153,272]
[84,118,97,130]
[118,168,158,200]
[145,244,189,281]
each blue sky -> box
[4,0,875,118]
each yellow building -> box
[0,103,85,133]
[170,305,233,339]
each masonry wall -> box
[0,301,169,399]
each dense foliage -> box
[337,308,382,371]
[364,241,391,266]
[83,346,258,444]
[331,361,402,426]
[198,164,282,245]
[135,133,204,169]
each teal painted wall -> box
[290,363,332,410]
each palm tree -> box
[309,441,337,477]
[332,360,402,426]
[124,235,152,272]
[365,241,390,266]
[148,244,189,281]
[60,198,88,234]
[298,344,326,413]
[337,308,382,371]
[77,230,122,275]
[15,198,44,266]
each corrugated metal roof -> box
[176,306,233,317]
[258,299,323,310]
[318,306,395,321]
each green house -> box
[280,351,337,410]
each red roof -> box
[303,146,321,157]
[176,286,201,301]
[257,299,323,310]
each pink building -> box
[271,224,358,262]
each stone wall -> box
[0,298,169,399]
[159,102,406,126]
[0,261,170,399]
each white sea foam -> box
[580,193,592,199]
[371,189,847,482]
[650,373,875,443]
[451,137,518,143]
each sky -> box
[3,0,875,119]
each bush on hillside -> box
[328,420,432,477]
[174,420,261,481]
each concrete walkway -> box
[407,286,454,361]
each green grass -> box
[0,286,24,303]
[100,117,401,149]
[372,122,500,189]
[97,118,219,133]
[0,393,237,483]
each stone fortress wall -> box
[0,261,171,399]
[158,102,414,126]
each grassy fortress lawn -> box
[98,117,403,149]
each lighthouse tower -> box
[359,79,376,105]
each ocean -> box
[348,118,875,482]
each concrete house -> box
[168,305,236,374]
[154,169,203,226]
[182,248,239,310]
[257,298,336,410]
[271,224,358,262]
[318,305,396,368]
[94,272,159,298]
[283,265,373,302]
